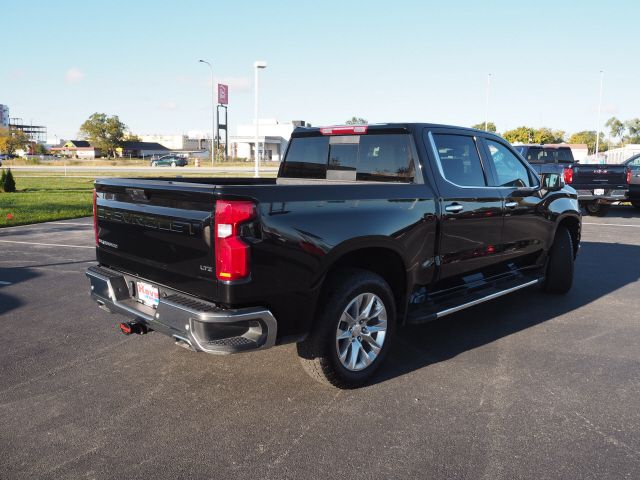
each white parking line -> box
[583,222,640,228]
[0,280,12,285]
[0,240,94,249]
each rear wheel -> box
[584,201,610,216]
[297,269,396,388]
[542,225,574,294]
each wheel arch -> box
[317,240,410,324]
[555,214,581,258]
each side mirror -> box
[539,172,564,191]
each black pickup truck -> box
[623,154,640,209]
[87,124,581,388]
[514,144,630,216]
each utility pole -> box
[595,70,604,161]
[484,73,492,131]
[253,61,267,178]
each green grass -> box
[0,171,277,228]
[0,176,94,228]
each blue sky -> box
[2,0,639,140]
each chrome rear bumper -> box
[86,265,277,354]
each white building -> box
[140,134,211,152]
[604,145,640,164]
[229,119,307,161]
[0,104,9,128]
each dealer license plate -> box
[136,281,159,308]
[593,189,605,196]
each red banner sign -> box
[218,84,228,105]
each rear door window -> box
[431,134,487,187]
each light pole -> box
[199,59,216,167]
[254,60,267,178]
[484,73,492,131]
[595,70,604,161]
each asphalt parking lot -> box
[1,207,639,479]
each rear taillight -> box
[626,168,632,184]
[563,167,573,185]
[93,189,99,246]
[214,200,256,281]
[319,125,368,135]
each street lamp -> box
[254,60,267,178]
[484,73,492,131]
[199,59,216,167]
[595,70,604,161]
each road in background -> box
[1,207,639,479]
[8,165,280,175]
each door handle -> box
[445,204,464,213]
[505,201,518,209]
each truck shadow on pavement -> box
[0,267,41,316]
[374,240,640,385]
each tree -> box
[33,143,48,155]
[568,131,607,154]
[124,132,141,142]
[532,128,565,144]
[502,126,535,143]
[78,113,128,157]
[471,122,497,133]
[605,117,625,146]
[2,168,16,193]
[345,116,368,125]
[0,168,6,192]
[0,127,30,155]
[624,118,640,144]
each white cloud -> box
[159,101,178,111]
[65,67,85,84]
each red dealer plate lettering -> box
[136,281,159,308]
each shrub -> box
[3,168,16,192]
[0,169,6,192]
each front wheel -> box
[297,269,396,388]
[542,225,574,294]
[171,161,176,167]
[151,161,158,167]
[584,201,610,216]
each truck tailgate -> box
[94,179,218,300]
[572,165,628,188]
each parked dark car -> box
[624,154,640,209]
[87,123,581,388]
[150,154,188,167]
[513,144,630,216]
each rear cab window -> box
[280,130,421,183]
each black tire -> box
[632,201,640,210]
[584,202,610,216]
[542,225,574,294]
[297,268,396,388]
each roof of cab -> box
[291,122,502,139]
